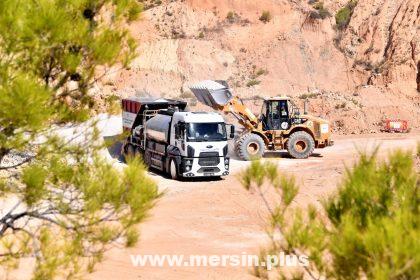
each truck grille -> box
[198,167,221,173]
[198,152,220,166]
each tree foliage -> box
[242,150,419,279]
[0,0,160,278]
[310,2,331,20]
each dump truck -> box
[121,97,234,179]
[190,80,333,160]
[382,119,409,133]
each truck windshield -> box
[187,123,227,142]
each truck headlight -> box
[320,123,329,134]
[224,158,229,164]
[186,166,191,171]
[186,160,192,166]
[225,165,229,169]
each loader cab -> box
[261,97,296,131]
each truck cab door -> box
[173,122,186,153]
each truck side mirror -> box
[175,123,186,140]
[228,124,235,139]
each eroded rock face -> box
[102,0,419,133]
[337,0,419,95]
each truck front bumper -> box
[180,157,230,178]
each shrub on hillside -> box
[311,2,331,19]
[246,79,261,87]
[299,93,319,99]
[226,11,235,23]
[259,11,272,23]
[336,0,358,30]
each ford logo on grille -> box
[206,145,213,148]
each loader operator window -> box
[280,102,288,117]
[266,100,289,130]
[187,123,227,142]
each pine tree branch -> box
[0,155,35,170]
[53,72,71,92]
[254,182,321,280]
[0,211,29,236]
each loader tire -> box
[286,131,315,159]
[235,133,265,161]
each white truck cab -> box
[169,112,231,178]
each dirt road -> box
[89,131,419,280]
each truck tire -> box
[134,147,143,159]
[124,144,144,162]
[124,144,135,158]
[235,133,265,161]
[169,158,179,180]
[144,150,151,167]
[286,131,315,159]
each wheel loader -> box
[189,80,334,160]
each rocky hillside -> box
[100,0,419,134]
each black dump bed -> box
[122,97,187,131]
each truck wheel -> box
[124,144,135,159]
[235,133,265,161]
[144,150,151,166]
[169,159,179,180]
[286,131,315,159]
[134,147,143,159]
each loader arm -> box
[189,80,259,130]
[218,96,259,129]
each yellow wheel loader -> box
[190,80,334,160]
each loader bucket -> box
[189,80,233,108]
